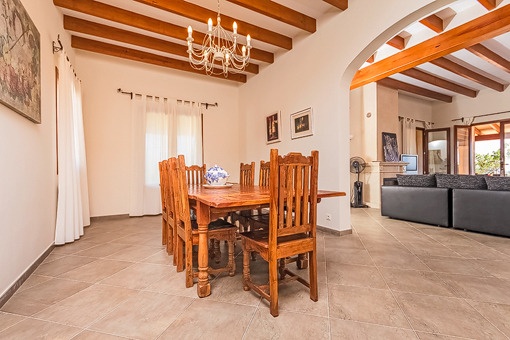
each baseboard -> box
[90,214,130,222]
[317,225,353,237]
[0,245,54,308]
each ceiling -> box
[53,0,510,102]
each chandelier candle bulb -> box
[233,22,237,35]
[208,18,213,32]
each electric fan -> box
[350,157,368,208]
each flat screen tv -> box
[401,154,418,174]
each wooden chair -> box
[185,164,206,186]
[259,160,270,187]
[170,155,237,288]
[240,149,319,317]
[240,162,255,186]
[159,159,172,254]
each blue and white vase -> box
[205,165,229,185]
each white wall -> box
[239,0,452,232]
[0,0,66,297]
[76,52,241,217]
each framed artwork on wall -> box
[0,0,41,123]
[290,107,313,139]
[382,132,399,162]
[265,111,281,144]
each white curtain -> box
[402,117,417,155]
[55,52,90,245]
[130,96,202,216]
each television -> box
[401,154,418,174]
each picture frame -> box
[265,110,281,144]
[290,107,313,139]
[382,132,399,162]
[0,0,41,123]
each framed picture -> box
[290,107,313,139]
[265,111,281,144]
[382,132,399,162]
[0,0,41,123]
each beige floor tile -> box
[71,330,128,340]
[416,331,476,339]
[10,278,91,306]
[395,292,507,339]
[105,244,163,262]
[59,259,133,283]
[326,262,386,289]
[0,295,52,316]
[330,318,419,339]
[368,249,430,271]
[438,273,510,304]
[328,284,411,328]
[404,241,461,258]
[0,312,25,332]
[99,263,170,290]
[244,308,329,340]
[324,234,365,250]
[160,299,255,339]
[422,257,492,277]
[137,249,174,265]
[34,256,96,277]
[51,240,99,255]
[476,259,510,280]
[467,300,510,338]
[446,244,507,260]
[379,267,456,297]
[73,243,133,258]
[16,275,53,293]
[111,232,162,247]
[34,284,137,328]
[144,271,201,298]
[89,291,193,339]
[273,282,329,316]
[324,248,374,266]
[0,318,81,339]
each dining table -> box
[187,183,346,298]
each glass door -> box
[425,128,450,174]
[503,122,510,176]
[454,125,471,174]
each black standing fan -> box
[350,157,368,208]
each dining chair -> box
[259,160,270,187]
[185,164,206,186]
[240,149,319,317]
[158,159,172,254]
[170,155,237,288]
[240,162,255,186]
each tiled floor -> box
[1,209,510,339]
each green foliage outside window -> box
[475,143,510,175]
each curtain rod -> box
[117,88,218,109]
[398,116,429,124]
[451,109,510,122]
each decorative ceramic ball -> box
[205,165,229,185]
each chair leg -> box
[162,218,167,245]
[309,250,318,302]
[213,239,221,264]
[185,235,194,288]
[176,236,184,272]
[228,239,235,276]
[269,258,279,317]
[242,247,251,291]
[166,223,173,255]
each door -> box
[425,128,450,174]
[503,122,510,176]
[454,125,471,174]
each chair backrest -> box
[268,149,319,243]
[259,160,270,187]
[164,159,176,222]
[240,162,255,186]
[159,160,169,213]
[170,156,193,234]
[186,164,206,186]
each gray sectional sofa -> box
[381,174,510,237]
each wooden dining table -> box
[187,183,346,298]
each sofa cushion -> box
[396,174,436,187]
[485,176,510,191]
[435,174,487,190]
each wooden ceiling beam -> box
[63,16,259,74]
[386,35,406,50]
[466,43,510,73]
[135,0,292,50]
[226,0,316,33]
[377,77,453,102]
[490,123,501,133]
[430,57,507,92]
[420,14,444,33]
[71,36,247,83]
[477,0,498,10]
[53,0,274,64]
[322,0,348,11]
[351,4,510,89]
[401,68,478,97]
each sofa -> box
[381,174,510,237]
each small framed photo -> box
[290,107,313,139]
[265,111,281,144]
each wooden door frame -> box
[424,127,451,174]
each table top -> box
[188,183,345,208]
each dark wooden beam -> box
[135,0,292,50]
[71,36,247,83]
[226,0,316,33]
[53,0,274,64]
[420,14,444,33]
[401,68,478,97]
[351,4,510,89]
[322,0,348,10]
[377,77,453,102]
[466,43,510,73]
[430,57,507,92]
[63,16,259,74]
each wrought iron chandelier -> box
[186,0,251,77]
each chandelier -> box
[186,0,251,76]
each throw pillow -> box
[435,174,487,189]
[396,174,436,187]
[485,176,510,191]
